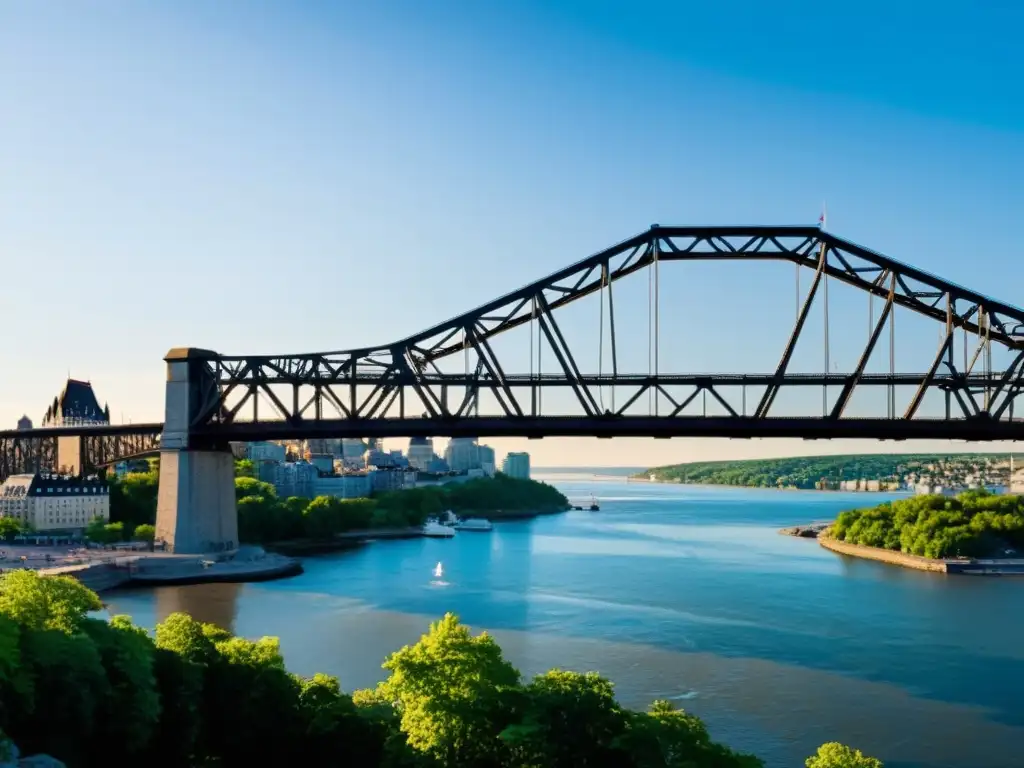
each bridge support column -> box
[155,449,237,553]
[154,348,237,554]
[57,436,82,475]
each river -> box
[104,470,1024,768]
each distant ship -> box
[454,517,493,532]
[589,495,600,511]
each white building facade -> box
[0,473,110,532]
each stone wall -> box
[818,535,949,573]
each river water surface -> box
[105,471,1024,768]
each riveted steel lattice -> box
[5,225,1024,459]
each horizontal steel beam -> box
[191,416,1024,442]
[193,372,1011,388]
[0,423,163,441]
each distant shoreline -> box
[636,478,905,494]
[266,508,569,557]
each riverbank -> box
[39,548,303,592]
[819,535,1024,575]
[779,522,830,538]
[265,508,569,556]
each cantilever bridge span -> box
[3,224,1024,484]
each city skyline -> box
[2,2,1022,466]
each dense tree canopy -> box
[235,473,570,544]
[829,490,1024,559]
[107,470,160,532]
[640,453,1019,490]
[107,464,569,545]
[0,572,881,767]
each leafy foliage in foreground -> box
[830,489,1024,559]
[0,571,884,767]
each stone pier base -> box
[155,449,238,554]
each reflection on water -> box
[104,477,1024,768]
[148,583,241,632]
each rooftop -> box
[43,379,109,426]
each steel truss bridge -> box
[2,224,1024,482]
[0,425,162,483]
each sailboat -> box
[433,562,444,579]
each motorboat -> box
[453,517,493,532]
[589,495,600,511]
[422,520,456,538]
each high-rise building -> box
[445,438,481,473]
[502,452,530,480]
[341,439,367,461]
[408,437,435,471]
[478,444,496,476]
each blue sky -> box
[2,1,1023,466]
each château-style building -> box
[42,379,110,428]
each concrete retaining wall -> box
[40,563,133,592]
[818,536,949,572]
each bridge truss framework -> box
[178,225,1024,443]
[3,224,1024,483]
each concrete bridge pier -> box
[155,348,238,554]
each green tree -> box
[0,570,101,634]
[295,673,388,764]
[375,612,520,766]
[235,459,256,478]
[81,616,161,763]
[132,523,156,543]
[108,471,159,530]
[202,634,303,765]
[154,612,217,665]
[144,645,203,767]
[0,518,20,541]
[14,627,108,763]
[0,616,31,737]
[830,490,1024,559]
[235,476,277,502]
[85,516,125,544]
[806,742,883,768]
[622,699,764,767]
[501,669,628,767]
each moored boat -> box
[422,520,456,538]
[453,517,494,532]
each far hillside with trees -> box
[639,453,1022,490]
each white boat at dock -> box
[422,520,456,538]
